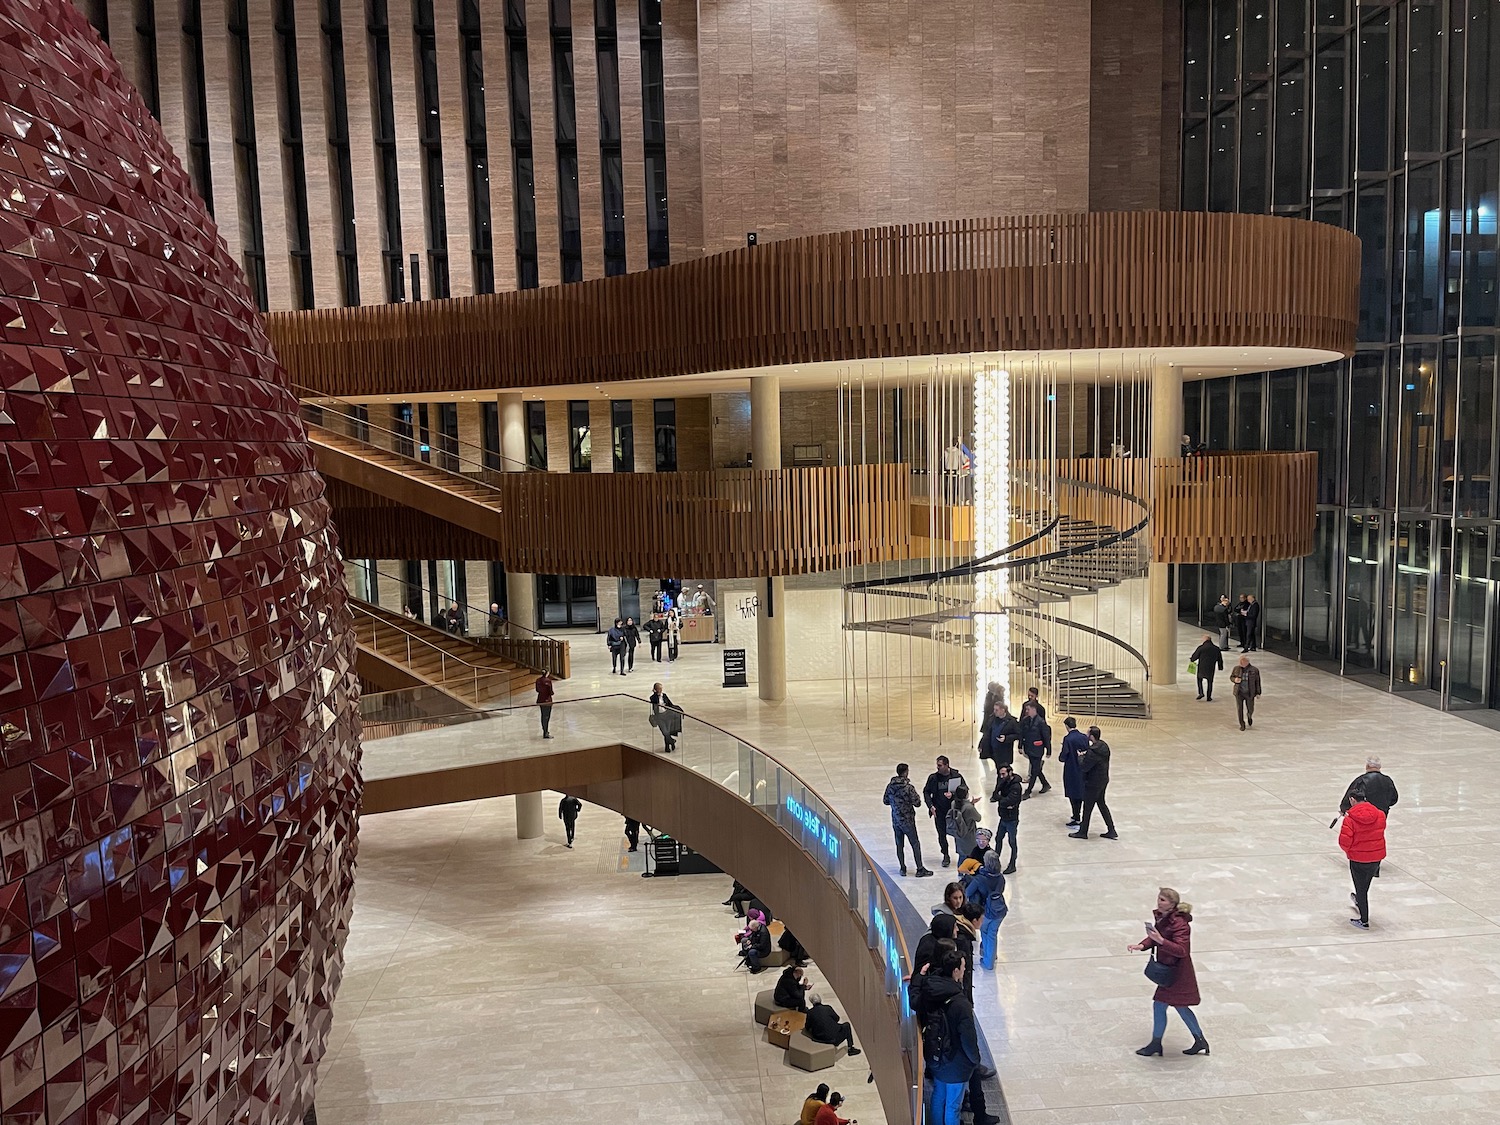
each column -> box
[751,377,786,702]
[498,394,537,632]
[1148,364,1185,686]
[515,790,544,840]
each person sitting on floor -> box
[775,964,813,1012]
[805,994,862,1057]
[814,1092,853,1125]
[799,1084,830,1125]
[739,919,772,974]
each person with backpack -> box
[882,763,934,877]
[946,784,982,865]
[922,951,981,1125]
[964,850,1010,969]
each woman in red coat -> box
[1127,887,1208,1056]
[1339,783,1387,929]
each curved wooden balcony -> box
[1151,452,1317,563]
[311,425,913,577]
[267,212,1359,398]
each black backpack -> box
[922,994,954,1065]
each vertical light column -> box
[752,376,786,702]
[974,366,1011,706]
[1149,363,1184,685]
[499,393,536,633]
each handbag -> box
[1186,659,1198,676]
[1143,947,1177,987]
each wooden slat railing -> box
[1151,452,1318,563]
[266,213,1360,398]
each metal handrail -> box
[292,381,539,476]
[352,604,516,705]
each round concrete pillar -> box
[515,791,544,839]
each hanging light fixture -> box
[974,365,1011,706]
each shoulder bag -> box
[1144,947,1177,987]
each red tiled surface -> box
[0,3,361,1122]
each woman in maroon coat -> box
[1127,887,1209,1056]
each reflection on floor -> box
[356,631,1500,1124]
[320,795,882,1125]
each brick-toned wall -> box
[1088,0,1179,211]
[632,399,657,472]
[711,392,752,468]
[546,400,571,473]
[694,0,1093,253]
[590,400,614,473]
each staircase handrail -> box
[1004,608,1151,680]
[347,559,555,646]
[351,604,518,705]
[844,516,1062,591]
[292,382,538,477]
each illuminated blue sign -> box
[872,904,902,979]
[785,794,840,861]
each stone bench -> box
[753,989,784,1025]
[786,1030,847,1071]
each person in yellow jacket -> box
[799,1083,830,1125]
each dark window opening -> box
[596,0,626,274]
[459,0,496,293]
[569,400,592,471]
[180,0,214,217]
[526,400,548,468]
[136,1,161,118]
[321,0,361,304]
[506,0,540,288]
[227,0,268,310]
[639,0,669,267]
[551,0,583,282]
[275,0,316,309]
[482,402,502,470]
[369,0,406,300]
[611,399,633,471]
[414,0,450,298]
[654,398,676,471]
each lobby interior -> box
[7,2,1500,1125]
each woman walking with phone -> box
[1127,887,1208,1057]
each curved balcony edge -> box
[1151,452,1318,563]
[362,739,920,1125]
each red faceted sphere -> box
[0,3,361,1123]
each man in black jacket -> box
[924,953,982,1125]
[1191,633,1224,701]
[644,613,667,661]
[1070,727,1117,840]
[739,919,772,974]
[1234,594,1252,650]
[978,703,1020,769]
[773,964,811,1012]
[805,995,861,1056]
[1243,594,1262,652]
[1340,756,1399,816]
[990,763,1022,874]
[558,794,581,848]
[922,756,968,869]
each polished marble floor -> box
[346,627,1500,1124]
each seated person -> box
[774,964,812,1012]
[724,880,755,917]
[799,1084,830,1125]
[805,994,862,1057]
[815,1092,852,1125]
[779,926,810,965]
[739,919,772,974]
[747,897,773,926]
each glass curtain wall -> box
[1179,0,1500,710]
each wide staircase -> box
[352,600,541,709]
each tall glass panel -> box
[1210,110,1237,211]
[1213,0,1238,99]
[1183,122,1209,210]
[1240,94,1270,212]
[1301,510,1339,658]
[1355,184,1388,339]
[1263,558,1295,652]
[1185,1,1211,114]
[1277,0,1307,54]
[1391,519,1432,689]
[1268,370,1298,449]
[1454,336,1496,519]
[1344,513,1382,669]
[1436,339,1459,515]
[1244,0,1271,77]
[1348,351,1384,507]
[1356,12,1391,174]
[1207,379,1232,450]
[1404,163,1442,335]
[1273,61,1308,206]
[1306,362,1342,503]
[1397,343,1438,510]
[1407,2,1443,154]
[1461,141,1499,328]
[1184,381,1204,445]
[1235,373,1265,449]
[1467,0,1500,134]
[1448,524,1491,704]
[1311,33,1347,190]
